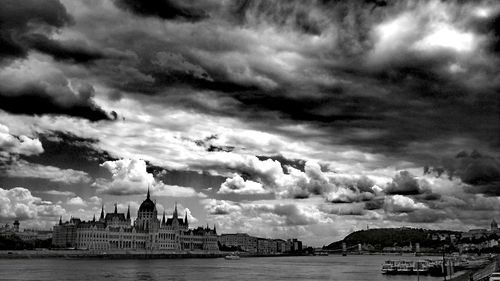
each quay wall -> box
[0,250,225,259]
[450,256,500,281]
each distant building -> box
[275,239,287,253]
[0,220,53,241]
[52,217,80,248]
[257,238,272,254]
[457,218,500,251]
[290,238,302,252]
[219,233,301,254]
[462,229,489,240]
[53,190,218,252]
[219,233,258,253]
[0,223,16,238]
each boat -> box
[381,260,399,274]
[224,253,240,260]
[381,259,434,275]
[398,260,414,274]
[415,260,429,274]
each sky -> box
[0,0,499,247]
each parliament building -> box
[52,189,218,252]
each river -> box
[0,255,447,281]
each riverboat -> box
[224,253,240,260]
[381,259,434,275]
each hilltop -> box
[324,228,461,251]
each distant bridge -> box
[315,243,362,255]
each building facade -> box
[219,233,301,255]
[53,190,218,252]
[219,233,258,253]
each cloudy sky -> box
[1,0,499,246]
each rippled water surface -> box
[0,255,446,281]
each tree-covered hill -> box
[324,228,461,251]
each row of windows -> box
[109,240,146,249]
[159,243,176,249]
[78,242,109,250]
[78,232,107,239]
[158,233,176,240]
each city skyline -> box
[1,0,500,247]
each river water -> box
[0,255,446,281]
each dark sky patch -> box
[0,0,72,62]
[0,91,113,122]
[115,0,208,21]
[429,150,500,196]
[21,33,108,64]
[21,131,115,178]
[365,198,384,210]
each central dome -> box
[138,188,156,213]
[139,198,156,212]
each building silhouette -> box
[52,189,218,252]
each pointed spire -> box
[147,186,150,199]
[114,203,117,214]
[100,204,105,220]
[206,223,209,230]
[213,224,216,234]
[93,214,96,222]
[184,212,188,226]
[59,216,62,225]
[162,210,166,225]
[173,202,178,219]
[126,205,130,220]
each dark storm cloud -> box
[3,0,499,198]
[0,0,118,121]
[115,0,208,21]
[0,0,113,64]
[21,131,116,178]
[467,8,500,53]
[364,198,384,210]
[0,0,71,62]
[432,150,500,196]
[385,171,429,195]
[94,0,499,166]
[0,85,114,122]
[21,33,108,64]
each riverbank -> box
[0,249,315,259]
[449,255,500,281]
[0,249,225,259]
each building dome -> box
[138,198,156,212]
[138,188,156,213]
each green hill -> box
[324,228,461,251]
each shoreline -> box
[0,250,225,259]
[0,250,308,259]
